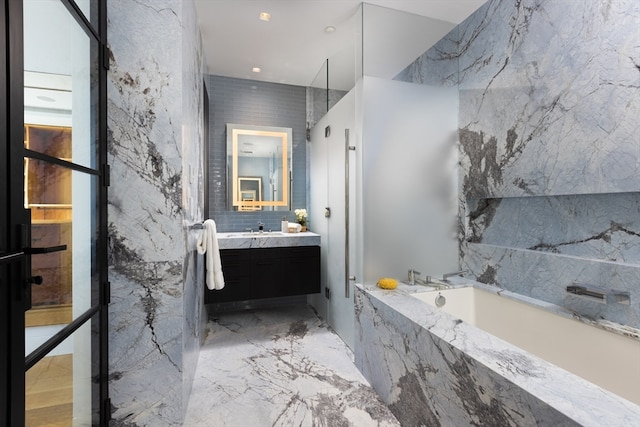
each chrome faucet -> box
[408,269,420,286]
[442,270,468,281]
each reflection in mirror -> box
[227,124,292,211]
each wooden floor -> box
[25,354,73,427]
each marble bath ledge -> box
[217,231,320,249]
[355,280,640,427]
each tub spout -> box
[442,270,468,282]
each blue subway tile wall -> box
[207,75,307,232]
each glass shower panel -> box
[307,4,359,127]
[360,77,459,282]
[308,59,329,129]
[361,3,455,80]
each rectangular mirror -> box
[227,124,292,211]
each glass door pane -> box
[22,0,102,424]
[24,0,98,169]
[24,160,97,346]
[25,316,100,426]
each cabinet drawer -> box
[205,249,250,303]
[283,246,320,295]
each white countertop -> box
[217,231,321,249]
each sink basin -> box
[241,232,283,237]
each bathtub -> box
[412,286,640,406]
[354,282,640,427]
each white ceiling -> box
[194,0,486,88]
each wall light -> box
[259,12,271,22]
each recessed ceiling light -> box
[252,67,261,73]
[324,26,336,33]
[259,12,271,22]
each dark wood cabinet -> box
[205,246,320,303]
[251,248,283,299]
[209,249,252,303]
[282,246,321,296]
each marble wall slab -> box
[179,0,206,414]
[454,0,640,198]
[107,0,204,425]
[464,193,640,264]
[397,0,640,196]
[462,242,640,328]
[396,0,640,328]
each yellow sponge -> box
[377,277,398,290]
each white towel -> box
[196,219,225,290]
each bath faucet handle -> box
[408,269,421,285]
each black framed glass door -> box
[2,0,108,425]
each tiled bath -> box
[354,282,640,427]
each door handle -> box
[24,244,67,254]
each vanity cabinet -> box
[205,246,320,303]
[212,249,252,303]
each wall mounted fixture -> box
[566,283,630,305]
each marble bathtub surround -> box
[184,304,399,426]
[397,0,640,333]
[217,231,320,250]
[355,282,640,427]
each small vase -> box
[300,225,307,232]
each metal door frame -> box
[2,0,110,424]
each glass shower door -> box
[309,90,357,349]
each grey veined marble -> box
[355,283,640,427]
[456,0,640,198]
[107,0,206,424]
[217,231,321,249]
[399,0,640,337]
[184,305,399,427]
[398,0,640,198]
[464,193,640,264]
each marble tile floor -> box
[183,304,400,427]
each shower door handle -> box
[345,129,356,298]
